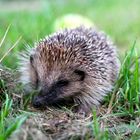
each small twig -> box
[12,93,22,99]
[85,113,92,121]
[0,36,22,63]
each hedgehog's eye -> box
[56,79,69,87]
[74,69,85,81]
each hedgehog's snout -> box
[32,85,62,108]
[32,75,84,109]
[32,87,49,108]
[32,95,45,108]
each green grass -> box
[0,0,140,68]
[114,45,140,115]
[91,43,140,139]
[108,41,140,117]
[0,94,27,140]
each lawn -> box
[0,0,140,139]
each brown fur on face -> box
[19,26,120,112]
[29,46,86,108]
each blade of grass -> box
[0,36,22,63]
[0,94,28,139]
[92,110,100,137]
[0,94,12,136]
[0,24,11,48]
[4,115,27,138]
[3,94,13,118]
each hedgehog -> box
[19,26,120,113]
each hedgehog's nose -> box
[32,97,42,108]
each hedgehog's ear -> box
[74,69,85,81]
